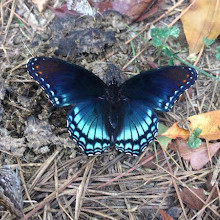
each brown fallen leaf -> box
[181,0,220,54]
[159,209,174,220]
[168,139,220,170]
[32,0,51,12]
[179,187,206,210]
[140,151,165,169]
[91,0,164,22]
[48,5,78,18]
[161,122,189,140]
[162,110,220,141]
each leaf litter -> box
[181,0,220,55]
[49,0,165,21]
[0,0,220,219]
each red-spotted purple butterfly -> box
[27,57,197,156]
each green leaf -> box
[158,26,170,38]
[156,123,171,149]
[163,48,173,57]
[16,19,24,27]
[169,26,180,38]
[151,28,160,38]
[217,46,220,59]
[152,37,162,47]
[216,53,220,59]
[203,38,214,46]
[187,128,202,149]
[168,58,174,65]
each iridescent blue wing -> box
[120,66,198,112]
[67,99,111,155]
[114,101,158,155]
[27,57,107,107]
[27,57,110,155]
[115,66,197,155]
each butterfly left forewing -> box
[27,57,107,107]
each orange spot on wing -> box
[38,71,42,74]
[35,65,39,69]
[186,74,190,78]
[183,79,187,83]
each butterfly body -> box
[101,83,124,138]
[27,57,197,156]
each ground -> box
[0,0,219,219]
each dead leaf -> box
[49,5,78,18]
[162,110,220,141]
[161,122,189,140]
[159,209,174,220]
[181,0,220,54]
[179,187,206,210]
[91,0,164,22]
[50,0,164,21]
[32,0,50,12]
[68,0,96,16]
[168,139,220,170]
[140,151,164,169]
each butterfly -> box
[27,57,197,156]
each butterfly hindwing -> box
[114,101,158,155]
[67,99,111,155]
[27,57,107,107]
[120,66,198,112]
